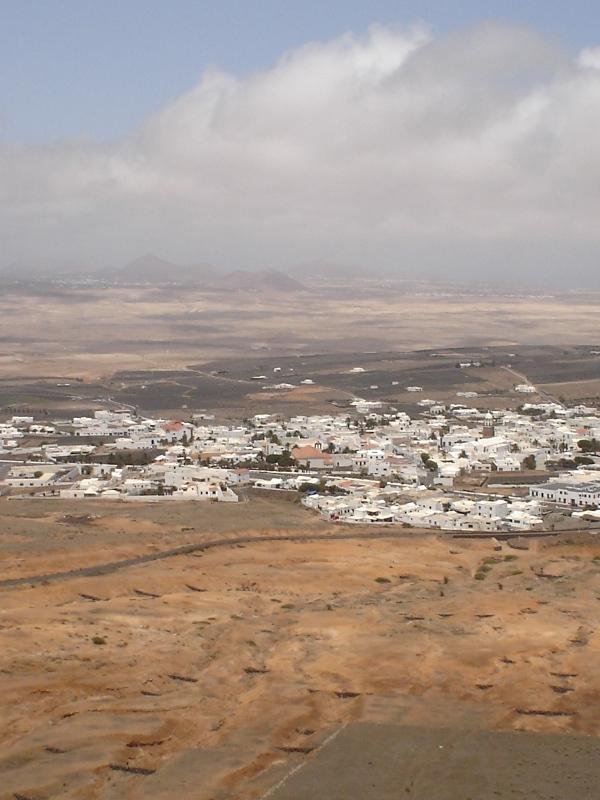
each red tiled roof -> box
[292,445,332,463]
[163,421,184,432]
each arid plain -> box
[2,283,600,379]
[1,497,600,799]
[2,282,600,419]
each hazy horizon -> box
[3,5,600,286]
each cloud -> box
[2,22,600,284]
[578,47,600,70]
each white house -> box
[530,482,600,508]
[474,499,509,519]
[515,384,537,394]
[173,481,238,502]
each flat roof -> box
[535,482,600,492]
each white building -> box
[530,482,600,508]
[515,384,537,394]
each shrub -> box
[91,635,106,645]
[578,438,600,453]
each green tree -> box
[278,450,296,468]
[578,438,600,453]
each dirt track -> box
[0,526,565,590]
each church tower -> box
[482,412,495,438]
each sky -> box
[2,1,600,283]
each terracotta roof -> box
[163,421,184,432]
[292,445,332,462]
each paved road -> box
[0,527,564,591]
[264,723,599,800]
[501,365,563,407]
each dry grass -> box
[2,497,600,798]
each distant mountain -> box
[211,268,306,293]
[109,254,214,285]
[0,256,305,291]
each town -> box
[2,387,600,534]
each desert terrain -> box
[1,281,600,419]
[2,283,600,381]
[1,495,600,798]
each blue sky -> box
[1,0,599,142]
[2,2,600,283]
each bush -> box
[475,563,492,580]
[91,635,106,645]
[575,456,594,466]
[298,482,318,493]
[375,577,391,584]
[557,458,577,469]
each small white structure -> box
[515,384,536,394]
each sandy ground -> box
[1,497,600,798]
[2,284,600,419]
[2,286,600,379]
